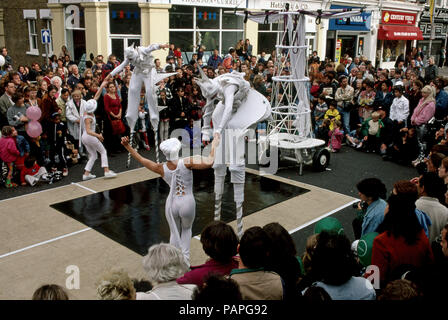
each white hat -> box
[160,138,181,161]
[85,99,97,113]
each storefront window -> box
[258,33,278,55]
[170,5,193,29]
[170,31,195,52]
[383,40,401,62]
[196,6,219,29]
[222,31,244,53]
[109,3,141,35]
[168,6,244,55]
[222,11,243,30]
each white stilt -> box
[126,132,134,168]
[154,129,159,163]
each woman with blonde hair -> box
[96,269,136,300]
[411,85,436,163]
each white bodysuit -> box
[81,115,109,172]
[162,159,195,262]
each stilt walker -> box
[196,69,271,238]
[108,43,176,166]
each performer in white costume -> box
[108,43,175,164]
[121,134,220,264]
[196,69,271,238]
[80,81,118,181]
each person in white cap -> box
[121,134,220,264]
[80,80,117,181]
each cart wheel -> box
[312,148,330,171]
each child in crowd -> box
[20,155,49,186]
[316,119,331,145]
[46,112,69,176]
[359,111,383,153]
[137,105,150,151]
[14,133,30,173]
[328,120,344,153]
[310,80,321,102]
[0,126,20,188]
[324,100,341,131]
[314,94,328,131]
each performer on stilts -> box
[108,42,175,166]
[121,134,220,264]
[196,69,271,238]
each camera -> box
[353,201,368,211]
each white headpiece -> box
[160,138,181,161]
[124,43,138,61]
[85,99,97,113]
[195,67,219,100]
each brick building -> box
[0,0,54,68]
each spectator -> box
[56,88,70,123]
[165,55,176,72]
[0,81,16,128]
[424,57,438,83]
[103,81,124,153]
[229,226,283,300]
[138,243,196,300]
[32,284,69,300]
[411,85,436,163]
[1,47,13,68]
[358,80,376,122]
[40,85,60,132]
[37,79,48,100]
[377,107,395,160]
[96,269,136,300]
[67,65,81,89]
[223,48,237,72]
[373,186,434,286]
[359,111,383,153]
[192,274,242,301]
[432,78,448,120]
[374,82,394,114]
[328,120,344,153]
[324,100,340,131]
[303,231,375,300]
[177,221,238,287]
[7,93,28,136]
[407,80,423,122]
[438,156,448,184]
[207,49,223,70]
[416,172,448,243]
[0,126,20,187]
[263,222,302,300]
[170,87,190,131]
[377,279,421,301]
[389,85,409,128]
[66,90,87,145]
[353,178,387,239]
[335,75,354,135]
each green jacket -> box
[361,118,383,138]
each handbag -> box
[110,118,125,135]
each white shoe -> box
[104,170,117,179]
[82,174,96,181]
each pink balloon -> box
[26,121,42,138]
[26,106,42,121]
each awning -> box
[378,25,423,40]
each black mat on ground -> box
[51,170,309,256]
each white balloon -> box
[0,55,4,67]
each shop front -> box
[418,7,448,65]
[376,10,423,69]
[327,5,372,64]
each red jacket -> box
[371,229,434,284]
[20,163,40,184]
[176,258,238,287]
[0,136,20,163]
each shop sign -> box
[335,39,342,63]
[260,1,309,10]
[171,0,244,8]
[420,22,448,39]
[421,8,448,23]
[329,5,371,31]
[381,11,417,25]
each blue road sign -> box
[41,29,51,44]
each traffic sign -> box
[41,29,51,44]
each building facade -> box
[418,5,448,65]
[1,0,440,69]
